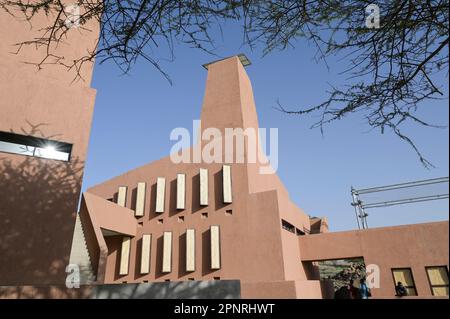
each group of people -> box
[335,278,409,299]
[335,278,371,299]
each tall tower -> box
[0,9,99,285]
[75,55,327,298]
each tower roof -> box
[202,53,251,70]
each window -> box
[201,212,208,219]
[281,219,295,234]
[0,131,72,161]
[225,210,232,216]
[178,216,185,223]
[426,266,449,296]
[296,228,306,236]
[392,268,417,296]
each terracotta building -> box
[71,55,448,298]
[0,9,98,286]
[0,8,448,298]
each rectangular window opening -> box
[426,266,449,297]
[392,268,418,296]
[281,219,296,234]
[0,131,72,162]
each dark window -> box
[296,228,306,236]
[426,266,449,296]
[0,131,72,162]
[281,219,296,234]
[201,212,208,219]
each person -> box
[359,278,371,299]
[348,279,360,299]
[395,281,408,297]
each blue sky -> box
[83,21,449,232]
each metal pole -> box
[351,187,362,229]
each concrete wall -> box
[0,9,98,285]
[241,280,333,299]
[299,221,449,297]
[0,280,241,299]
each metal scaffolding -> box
[351,177,449,229]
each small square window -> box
[225,210,232,216]
[165,279,170,282]
[201,212,208,219]
[157,219,163,224]
[178,216,185,223]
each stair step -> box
[69,214,96,284]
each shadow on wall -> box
[91,280,241,299]
[0,124,84,286]
[0,280,241,299]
